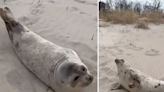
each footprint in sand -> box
[18,16,30,25]
[120,29,130,33]
[79,11,87,14]
[145,49,160,56]
[18,16,40,26]
[48,0,55,3]
[74,0,96,6]
[66,6,79,12]
[108,47,124,56]
[126,43,143,51]
[74,0,86,4]
[31,7,43,15]
[66,7,87,15]
[30,1,45,16]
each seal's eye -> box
[81,66,86,72]
[73,76,80,81]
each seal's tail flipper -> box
[0,7,19,32]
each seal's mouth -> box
[71,74,94,88]
[82,74,94,87]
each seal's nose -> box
[115,59,125,64]
[86,75,94,82]
[115,58,120,64]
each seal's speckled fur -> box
[114,59,164,92]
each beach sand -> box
[99,22,164,92]
[0,0,97,92]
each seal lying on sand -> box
[112,59,164,92]
[0,7,93,92]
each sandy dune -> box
[99,22,164,92]
[0,0,97,92]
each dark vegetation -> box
[99,0,164,28]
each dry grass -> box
[142,12,164,24]
[99,10,110,21]
[100,10,138,24]
[100,10,164,25]
[135,21,149,29]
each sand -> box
[99,22,164,92]
[0,0,97,92]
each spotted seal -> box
[112,59,164,92]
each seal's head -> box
[115,59,141,89]
[115,58,125,68]
[56,61,93,88]
[114,58,129,75]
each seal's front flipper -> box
[128,82,136,89]
[111,82,130,92]
[111,82,124,90]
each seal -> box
[0,7,93,92]
[112,59,164,92]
